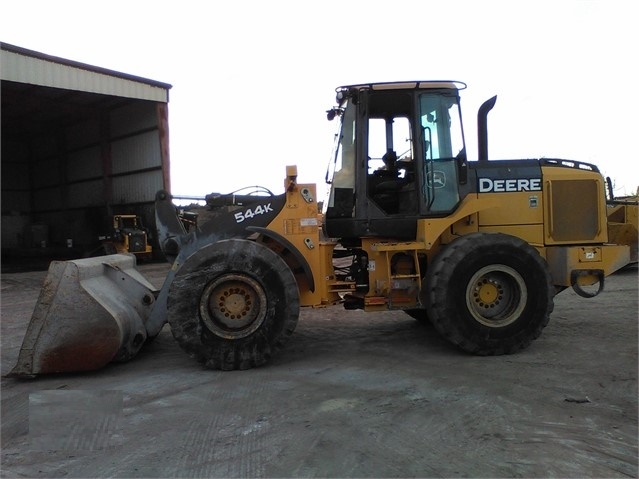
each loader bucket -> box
[8,254,158,378]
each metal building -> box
[1,42,172,267]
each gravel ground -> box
[1,261,637,478]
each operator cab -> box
[324,81,468,240]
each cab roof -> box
[338,80,467,91]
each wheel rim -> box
[199,274,267,339]
[465,265,527,328]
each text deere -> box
[479,178,542,193]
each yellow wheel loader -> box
[8,81,638,377]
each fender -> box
[246,226,316,293]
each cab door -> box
[418,91,466,214]
[354,89,420,238]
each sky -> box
[2,0,638,202]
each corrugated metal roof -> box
[1,42,171,102]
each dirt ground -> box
[1,261,637,478]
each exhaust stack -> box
[478,95,497,162]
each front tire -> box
[422,233,554,355]
[167,239,300,370]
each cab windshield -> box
[326,99,356,214]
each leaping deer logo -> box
[427,171,446,189]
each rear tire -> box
[422,232,553,355]
[167,239,300,370]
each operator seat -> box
[370,151,403,214]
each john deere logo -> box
[427,171,446,189]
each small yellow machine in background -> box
[101,214,152,260]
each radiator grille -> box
[549,179,599,241]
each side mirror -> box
[326,107,342,121]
